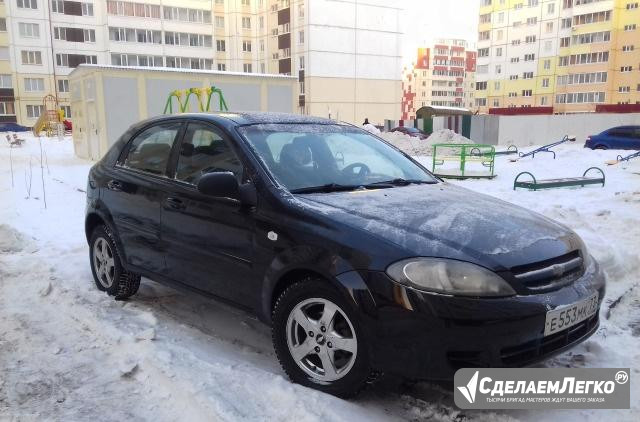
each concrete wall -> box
[469,113,640,146]
[69,65,297,160]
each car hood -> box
[294,183,581,271]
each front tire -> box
[89,225,140,299]
[272,278,373,397]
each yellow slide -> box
[32,113,47,137]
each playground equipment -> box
[5,133,25,147]
[606,150,640,166]
[432,143,496,179]
[33,94,65,137]
[516,135,576,160]
[495,145,518,156]
[513,167,605,191]
[163,86,229,114]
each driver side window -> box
[175,122,243,185]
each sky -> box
[402,0,480,65]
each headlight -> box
[386,258,516,297]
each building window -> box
[541,96,547,105]
[82,2,94,16]
[621,66,633,72]
[476,81,488,90]
[107,1,161,18]
[526,17,537,25]
[494,81,501,90]
[523,71,534,79]
[242,17,251,29]
[241,0,250,5]
[215,16,225,28]
[622,45,634,52]
[479,31,490,41]
[19,23,40,38]
[162,6,210,22]
[298,4,304,17]
[299,55,305,69]
[0,19,7,32]
[24,77,44,92]
[243,63,252,73]
[618,86,631,93]
[547,3,555,13]
[478,48,489,57]
[543,59,551,69]
[298,30,304,44]
[542,78,549,87]
[216,40,226,51]
[217,63,226,71]
[561,17,572,28]
[0,101,16,115]
[560,37,570,47]
[17,0,38,9]
[60,105,71,118]
[495,64,502,74]
[21,50,42,65]
[624,24,637,31]
[242,40,251,52]
[58,79,70,92]
[525,35,536,43]
[524,53,535,61]
[26,104,44,118]
[0,75,12,88]
[626,2,638,9]
[545,22,554,33]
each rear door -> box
[103,120,184,273]
[161,121,257,306]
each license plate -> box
[544,293,599,336]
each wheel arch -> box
[259,246,373,325]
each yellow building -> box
[475,0,640,113]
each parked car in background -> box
[390,126,429,139]
[584,126,640,150]
[85,112,605,397]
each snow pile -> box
[1,133,639,421]
[379,129,473,156]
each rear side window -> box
[123,122,182,175]
[174,122,243,184]
[608,128,633,138]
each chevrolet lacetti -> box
[85,113,605,397]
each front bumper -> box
[348,260,606,380]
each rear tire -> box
[272,278,373,398]
[89,225,140,300]
[594,145,607,150]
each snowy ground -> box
[1,134,639,421]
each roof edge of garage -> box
[70,64,298,80]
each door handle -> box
[107,180,123,191]
[165,197,186,210]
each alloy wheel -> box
[93,237,115,289]
[286,298,358,382]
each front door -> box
[103,121,184,273]
[161,121,256,307]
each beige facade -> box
[1,0,402,127]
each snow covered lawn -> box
[1,134,638,421]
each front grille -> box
[500,314,598,366]
[511,250,584,293]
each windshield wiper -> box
[290,183,363,194]
[365,178,437,187]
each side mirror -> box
[197,172,240,200]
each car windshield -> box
[238,123,437,192]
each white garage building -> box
[69,64,298,160]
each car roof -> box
[136,112,342,128]
[606,125,640,131]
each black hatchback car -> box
[85,112,605,397]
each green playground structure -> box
[513,167,605,191]
[431,143,496,179]
[163,86,229,114]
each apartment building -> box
[401,39,477,120]
[0,0,402,127]
[475,0,640,113]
